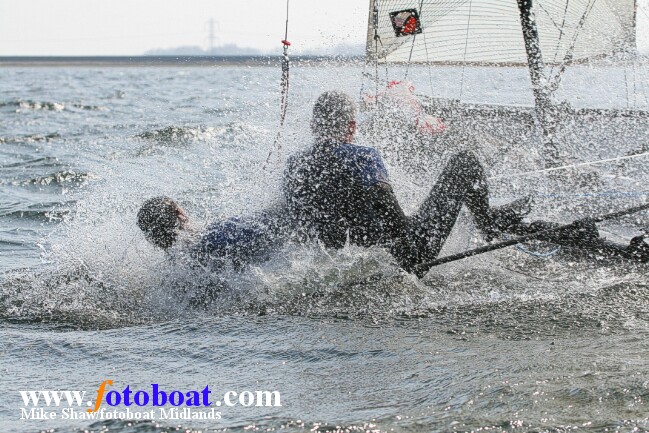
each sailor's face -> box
[176,206,189,230]
[345,120,357,142]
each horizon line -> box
[0,55,365,67]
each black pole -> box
[413,202,649,275]
[516,0,560,165]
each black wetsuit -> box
[283,141,647,277]
[284,141,509,276]
[190,208,288,270]
[283,140,392,248]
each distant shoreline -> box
[0,55,364,67]
[2,55,642,68]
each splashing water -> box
[1,64,649,433]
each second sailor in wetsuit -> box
[136,196,288,271]
[282,91,648,278]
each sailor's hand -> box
[558,218,600,244]
[521,218,599,247]
[626,234,649,263]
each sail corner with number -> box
[366,0,637,66]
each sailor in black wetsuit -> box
[283,91,648,277]
[136,93,649,276]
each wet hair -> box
[310,91,357,142]
[137,196,180,250]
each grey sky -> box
[0,0,368,55]
[0,0,648,56]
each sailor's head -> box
[311,91,357,143]
[137,196,188,250]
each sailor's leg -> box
[417,151,493,240]
[390,151,532,277]
[393,151,491,272]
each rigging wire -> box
[359,57,369,102]
[423,31,435,97]
[488,149,649,180]
[624,61,631,109]
[458,0,473,101]
[633,58,638,109]
[639,61,649,107]
[548,0,571,78]
[369,1,389,97]
[263,0,291,169]
[548,0,598,93]
[403,35,417,80]
[421,0,435,96]
[534,0,566,87]
[640,1,649,21]
[372,0,380,99]
[368,0,382,140]
[375,35,380,100]
[404,0,425,80]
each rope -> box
[423,31,435,97]
[263,0,291,169]
[373,0,380,99]
[488,149,649,180]
[369,1,390,122]
[640,61,649,107]
[625,62,631,109]
[548,0,598,93]
[502,233,562,258]
[359,58,368,103]
[403,31,416,80]
[633,58,638,109]
[546,0,571,78]
[403,0,425,81]
[458,0,473,101]
[537,191,649,199]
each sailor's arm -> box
[366,181,433,275]
[367,182,409,239]
[359,148,438,276]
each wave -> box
[0,202,70,220]
[136,122,267,145]
[0,209,67,221]
[0,99,106,112]
[2,232,647,334]
[0,99,64,111]
[136,125,221,144]
[0,266,152,330]
[0,156,61,170]
[103,90,127,100]
[0,132,61,144]
[2,170,97,187]
[69,103,106,111]
[134,125,240,156]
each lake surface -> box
[1,64,648,433]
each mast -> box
[366,0,379,61]
[516,0,560,165]
[631,0,638,52]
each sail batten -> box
[367,0,636,65]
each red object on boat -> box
[402,16,419,35]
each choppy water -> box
[1,64,649,433]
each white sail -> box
[367,0,636,65]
